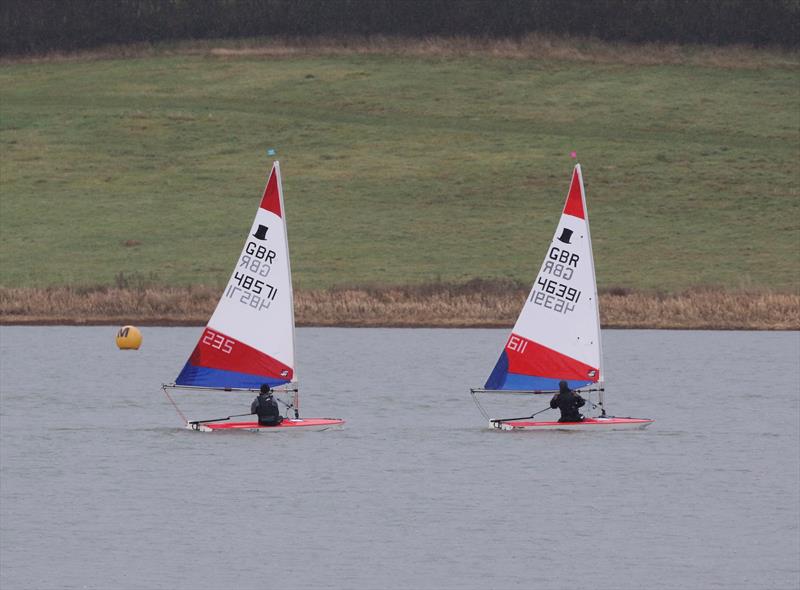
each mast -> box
[576,164,606,415]
[273,160,300,417]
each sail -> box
[484,164,602,391]
[175,162,296,389]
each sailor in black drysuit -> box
[550,380,586,422]
[251,384,283,426]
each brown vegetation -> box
[2,35,797,69]
[1,282,797,330]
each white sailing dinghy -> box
[470,164,653,431]
[162,161,344,432]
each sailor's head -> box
[559,380,569,393]
[260,384,272,396]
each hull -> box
[495,416,653,431]
[189,418,344,432]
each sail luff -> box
[273,161,298,384]
[575,165,605,405]
[272,161,301,415]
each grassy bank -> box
[1,284,797,330]
[1,37,798,301]
[5,36,798,69]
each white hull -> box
[188,418,345,433]
[495,417,653,431]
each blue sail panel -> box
[176,362,290,389]
[485,352,592,391]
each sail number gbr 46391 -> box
[529,246,582,314]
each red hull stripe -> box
[189,328,293,381]
[506,333,599,382]
[259,165,282,217]
[205,419,344,430]
[562,167,585,219]
[504,418,653,427]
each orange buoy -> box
[116,325,142,350]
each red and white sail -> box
[484,164,602,391]
[175,162,296,389]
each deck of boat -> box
[496,417,653,431]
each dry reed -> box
[1,282,797,330]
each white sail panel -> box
[514,165,600,367]
[208,206,294,368]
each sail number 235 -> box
[201,329,234,354]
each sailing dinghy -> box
[162,161,344,432]
[470,164,653,431]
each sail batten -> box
[483,164,602,391]
[174,162,296,390]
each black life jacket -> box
[253,394,282,426]
[550,390,586,422]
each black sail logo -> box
[557,227,573,244]
[253,225,269,240]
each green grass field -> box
[1,43,798,293]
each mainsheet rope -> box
[162,386,188,425]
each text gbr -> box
[529,245,582,314]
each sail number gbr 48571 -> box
[224,240,279,312]
[529,245,582,314]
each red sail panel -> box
[506,333,599,382]
[188,327,293,381]
[259,164,282,217]
[562,167,585,220]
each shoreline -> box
[2,35,796,70]
[1,285,797,330]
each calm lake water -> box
[1,327,798,590]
